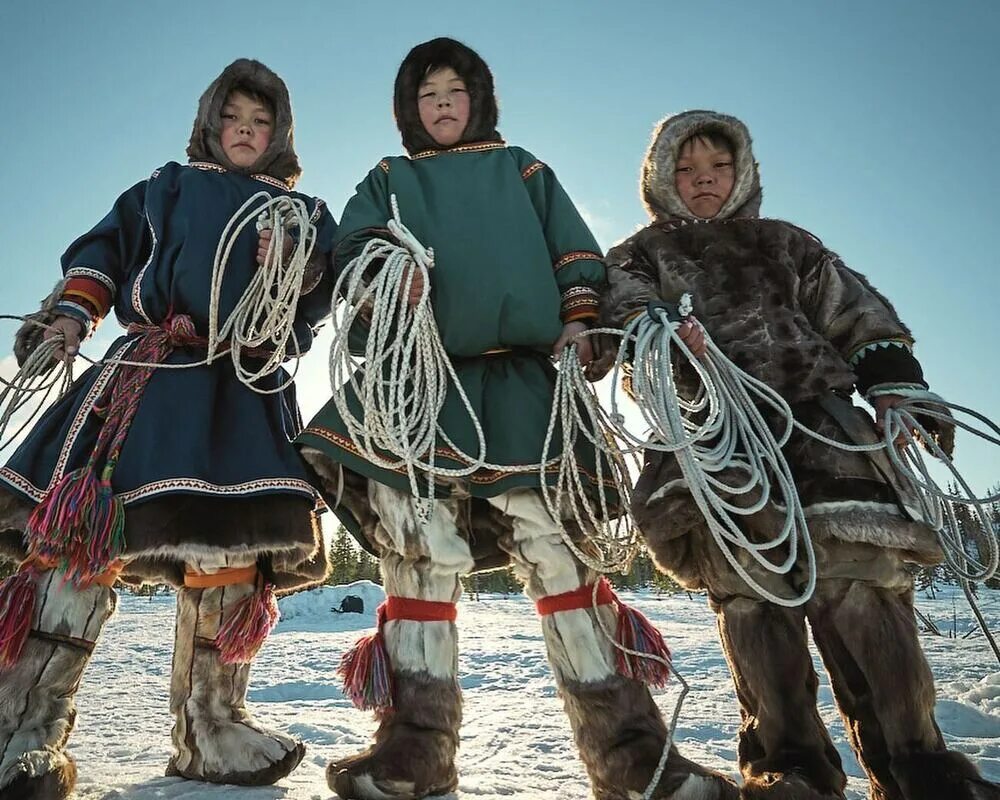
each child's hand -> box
[677,317,707,358]
[43,315,83,364]
[552,321,593,366]
[257,228,294,265]
[873,394,914,445]
[402,266,427,308]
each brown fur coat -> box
[601,111,943,571]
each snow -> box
[59,584,1000,799]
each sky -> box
[1,0,998,491]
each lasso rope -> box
[0,323,73,453]
[599,300,1000,667]
[327,196,634,544]
[97,192,316,392]
[604,302,817,607]
[0,192,317,450]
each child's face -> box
[220,91,273,169]
[417,67,470,147]
[674,136,735,219]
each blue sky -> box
[1,0,998,490]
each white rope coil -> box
[103,191,316,393]
[0,321,74,452]
[601,300,1000,601]
[0,192,316,448]
[327,196,637,560]
[606,303,817,607]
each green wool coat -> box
[297,142,614,543]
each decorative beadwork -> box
[521,161,545,180]
[188,161,292,190]
[554,251,602,272]
[412,141,507,160]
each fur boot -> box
[807,578,998,800]
[562,675,739,800]
[713,596,846,800]
[328,482,469,799]
[889,751,1000,800]
[487,489,737,800]
[328,671,461,799]
[0,569,115,799]
[166,582,304,785]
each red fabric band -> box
[535,577,617,616]
[64,276,113,316]
[382,595,457,623]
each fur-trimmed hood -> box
[393,37,502,156]
[186,58,301,187]
[640,110,761,222]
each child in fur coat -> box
[0,59,336,798]
[297,38,738,800]
[598,109,999,800]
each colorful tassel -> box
[0,566,39,669]
[65,478,126,586]
[338,605,393,711]
[25,467,99,563]
[614,602,673,688]
[215,582,280,665]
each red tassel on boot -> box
[536,577,673,688]
[215,581,280,665]
[0,564,40,669]
[338,604,393,711]
[614,601,673,688]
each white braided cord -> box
[0,192,316,450]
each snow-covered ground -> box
[67,581,999,799]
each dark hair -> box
[679,129,734,156]
[394,37,501,155]
[225,82,275,117]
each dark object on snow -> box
[333,595,364,615]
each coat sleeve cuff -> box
[850,339,925,396]
[560,286,600,324]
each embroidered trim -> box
[190,161,226,174]
[65,267,116,294]
[130,214,158,324]
[554,251,602,272]
[309,198,326,224]
[847,338,914,367]
[252,173,292,190]
[188,161,292,190]
[521,161,545,180]
[411,141,507,160]
[378,159,390,173]
[0,467,316,505]
[561,286,600,302]
[301,426,618,489]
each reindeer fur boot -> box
[713,596,846,800]
[492,487,738,800]
[328,481,470,799]
[0,568,116,800]
[166,578,304,785]
[328,670,461,799]
[807,578,1000,800]
[562,675,740,800]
